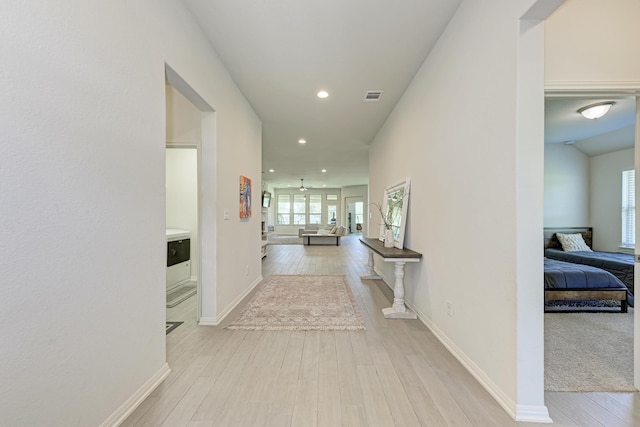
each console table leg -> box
[360,250,382,280]
[381,260,417,319]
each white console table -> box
[359,237,422,319]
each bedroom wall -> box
[590,148,634,252]
[368,0,549,420]
[543,144,590,227]
[0,1,260,425]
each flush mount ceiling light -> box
[317,90,329,99]
[577,101,614,120]
[299,178,308,191]
[298,138,306,144]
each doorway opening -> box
[166,146,199,328]
[346,197,364,234]
[164,64,216,339]
[543,90,638,391]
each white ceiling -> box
[182,0,463,189]
[545,97,636,157]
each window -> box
[326,194,338,201]
[354,201,363,224]
[293,194,306,225]
[622,169,635,248]
[327,205,337,224]
[308,194,322,224]
[277,193,291,225]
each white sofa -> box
[298,224,321,237]
[300,224,348,246]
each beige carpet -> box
[545,310,635,392]
[226,275,365,331]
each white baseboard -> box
[515,405,553,423]
[100,363,171,427]
[199,275,263,326]
[374,270,551,423]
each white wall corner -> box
[99,363,171,427]
[199,275,263,326]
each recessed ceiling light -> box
[317,90,329,99]
[323,184,326,187]
[298,139,306,144]
[321,169,327,173]
[268,169,274,172]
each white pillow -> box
[556,233,593,252]
[317,229,330,235]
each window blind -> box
[622,169,635,247]
[308,194,321,224]
[277,193,291,225]
[293,194,306,225]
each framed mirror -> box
[378,178,411,249]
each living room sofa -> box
[299,224,348,246]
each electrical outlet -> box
[446,300,454,317]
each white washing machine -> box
[166,229,191,291]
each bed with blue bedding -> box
[543,227,635,307]
[544,258,628,312]
[544,248,634,294]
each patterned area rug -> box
[226,275,365,331]
[545,309,635,392]
[267,234,303,245]
[545,299,622,312]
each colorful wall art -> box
[240,175,252,219]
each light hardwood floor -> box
[124,234,640,426]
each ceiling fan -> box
[299,178,310,191]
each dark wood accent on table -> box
[359,237,422,259]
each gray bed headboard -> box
[543,227,593,250]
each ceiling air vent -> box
[364,90,383,102]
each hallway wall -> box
[368,0,548,420]
[0,1,261,425]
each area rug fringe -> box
[226,274,365,331]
